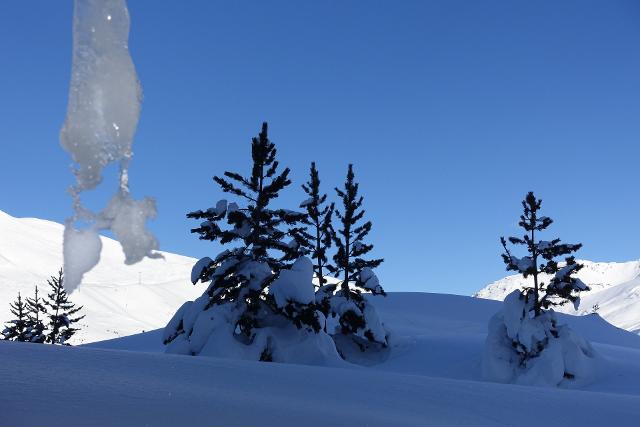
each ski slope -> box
[0,210,204,343]
[476,259,640,333]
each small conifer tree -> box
[2,292,30,342]
[43,270,85,345]
[500,191,589,316]
[25,286,47,343]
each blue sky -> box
[1,1,639,295]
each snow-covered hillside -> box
[0,210,204,343]
[5,292,640,426]
[475,260,640,333]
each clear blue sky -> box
[1,1,639,295]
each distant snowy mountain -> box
[0,210,204,344]
[475,260,640,333]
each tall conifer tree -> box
[298,162,335,286]
[328,164,387,345]
[332,164,384,296]
[185,122,318,340]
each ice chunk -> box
[63,226,102,292]
[60,0,158,291]
[100,193,160,265]
[60,0,141,191]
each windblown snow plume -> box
[60,0,159,292]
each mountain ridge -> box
[475,259,640,333]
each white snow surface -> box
[4,210,640,424]
[0,210,202,344]
[270,256,316,307]
[60,0,159,291]
[476,259,640,333]
[3,291,640,426]
[482,290,596,387]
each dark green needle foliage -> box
[500,191,588,317]
[297,162,335,286]
[43,270,85,345]
[184,122,318,340]
[327,164,387,346]
[25,286,47,344]
[2,292,30,342]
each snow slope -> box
[475,260,640,333]
[0,210,204,343]
[5,291,640,426]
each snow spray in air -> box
[60,0,160,292]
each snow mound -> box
[164,294,343,367]
[482,290,596,387]
[164,256,344,367]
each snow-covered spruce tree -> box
[500,191,587,315]
[2,293,30,342]
[43,270,85,345]
[325,164,387,350]
[482,192,595,387]
[163,123,342,365]
[25,286,47,344]
[298,162,335,286]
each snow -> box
[509,255,534,273]
[4,291,640,425]
[475,259,640,333]
[164,299,343,366]
[270,257,315,308]
[482,290,596,387]
[299,197,314,208]
[209,199,227,216]
[190,256,213,284]
[4,210,640,423]
[164,255,343,366]
[60,0,158,291]
[3,341,640,427]
[0,210,203,344]
[360,267,384,294]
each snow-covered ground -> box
[4,291,640,426]
[476,259,640,333]
[3,210,640,424]
[0,210,203,343]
